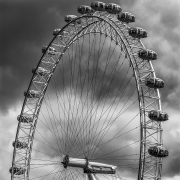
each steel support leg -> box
[87,173,97,180]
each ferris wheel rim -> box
[11,12,163,180]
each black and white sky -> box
[0,0,180,180]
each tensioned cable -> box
[86,20,102,156]
[26,166,61,180]
[69,42,125,156]
[77,29,99,155]
[70,31,90,155]
[90,110,139,158]
[70,33,121,157]
[90,125,140,160]
[45,89,68,153]
[30,158,60,163]
[39,111,63,149]
[31,148,59,158]
[66,31,88,157]
[29,163,60,169]
[49,79,67,153]
[73,63,135,158]
[66,36,82,151]
[87,71,135,158]
[93,140,140,160]
[85,35,118,156]
[66,31,108,157]
[64,23,122,156]
[42,96,64,153]
[75,110,140,158]
[57,29,87,156]
[64,29,102,157]
[19,125,61,156]
[90,153,139,160]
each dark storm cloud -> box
[0,0,122,114]
[49,34,135,102]
[1,0,179,114]
[162,120,180,178]
[0,0,60,113]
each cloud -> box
[1,0,180,180]
[162,110,180,177]
[0,107,21,180]
[124,0,180,110]
[1,0,121,114]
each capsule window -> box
[137,29,141,35]
[159,113,163,119]
[159,81,164,87]
[153,148,158,153]
[147,78,154,85]
[141,51,147,56]
[150,112,155,117]
[159,150,164,155]
[143,31,147,36]
[164,114,168,119]
[132,29,136,33]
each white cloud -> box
[0,107,21,180]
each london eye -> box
[10,2,169,180]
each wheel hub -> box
[61,155,116,174]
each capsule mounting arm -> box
[62,155,116,174]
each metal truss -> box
[11,11,163,180]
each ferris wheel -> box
[10,2,169,180]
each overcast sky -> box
[0,0,180,180]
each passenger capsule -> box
[91,1,106,11]
[65,15,82,24]
[48,47,58,55]
[24,90,42,98]
[65,15,82,25]
[32,67,51,76]
[117,12,135,23]
[17,115,33,123]
[148,110,168,121]
[64,15,77,23]
[129,27,147,38]
[59,30,69,37]
[52,29,69,37]
[12,140,28,149]
[42,46,47,53]
[148,146,169,157]
[138,49,157,60]
[145,78,164,89]
[42,46,58,55]
[77,5,94,14]
[9,167,26,175]
[52,28,61,36]
[105,3,122,14]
